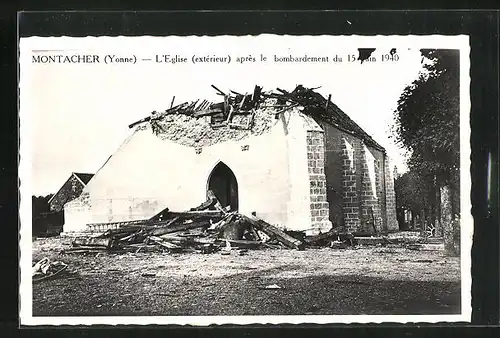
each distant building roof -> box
[47,172,94,207]
[73,173,94,185]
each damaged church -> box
[63,85,398,235]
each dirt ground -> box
[31,236,461,316]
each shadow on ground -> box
[33,271,461,316]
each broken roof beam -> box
[211,84,226,96]
[325,94,332,111]
[194,99,208,111]
[128,101,190,128]
[240,214,305,250]
[230,90,243,96]
[150,219,212,237]
[193,108,223,118]
[251,85,262,105]
[166,210,224,218]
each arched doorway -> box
[207,162,239,211]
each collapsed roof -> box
[129,85,385,151]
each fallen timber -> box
[68,191,360,255]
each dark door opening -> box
[207,162,239,211]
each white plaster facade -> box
[64,109,330,234]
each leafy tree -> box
[32,194,53,235]
[393,49,460,255]
[394,49,459,187]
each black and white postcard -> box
[19,34,471,325]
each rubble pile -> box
[61,191,358,255]
[62,191,297,255]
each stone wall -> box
[321,122,397,233]
[384,156,399,231]
[359,145,382,232]
[306,130,331,233]
[340,137,360,232]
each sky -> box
[20,35,428,196]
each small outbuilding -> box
[49,172,94,212]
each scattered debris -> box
[32,257,74,283]
[305,226,354,247]
[64,191,346,256]
[141,272,157,277]
[62,191,441,257]
[260,284,282,290]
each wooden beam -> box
[226,106,235,124]
[326,94,331,111]
[166,210,224,218]
[230,90,243,96]
[128,101,189,128]
[193,108,223,118]
[148,207,170,222]
[304,227,347,245]
[207,190,226,214]
[189,197,216,211]
[148,236,183,249]
[150,219,211,236]
[240,215,305,250]
[211,85,226,96]
[72,237,111,248]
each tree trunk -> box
[435,186,443,237]
[450,176,461,254]
[420,209,426,237]
[441,185,457,256]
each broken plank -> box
[211,84,226,96]
[87,219,148,228]
[226,106,235,124]
[246,109,255,129]
[189,197,216,211]
[118,232,139,242]
[61,247,108,254]
[228,122,250,130]
[239,93,248,109]
[166,210,224,218]
[325,94,331,111]
[251,85,262,105]
[97,226,145,238]
[72,237,111,248]
[240,215,305,250]
[128,102,189,128]
[210,123,227,128]
[215,239,262,249]
[207,190,226,214]
[304,227,349,245]
[148,207,170,222]
[193,108,223,118]
[230,90,243,96]
[223,95,229,116]
[149,220,211,236]
[148,236,183,249]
